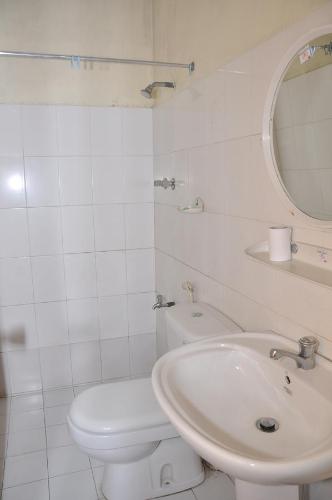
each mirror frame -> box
[263,24,332,228]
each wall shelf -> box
[245,240,332,289]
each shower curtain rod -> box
[0,50,195,73]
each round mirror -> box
[272,34,332,221]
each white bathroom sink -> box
[152,332,332,485]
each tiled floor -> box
[0,387,235,500]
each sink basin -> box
[152,332,332,491]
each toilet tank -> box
[164,302,242,351]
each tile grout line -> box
[88,107,104,389]
[21,103,45,402]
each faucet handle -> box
[152,295,163,310]
[299,336,319,357]
[152,294,175,310]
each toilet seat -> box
[68,377,177,450]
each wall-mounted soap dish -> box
[178,197,204,214]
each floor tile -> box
[46,424,73,448]
[7,428,46,456]
[0,414,9,434]
[89,456,103,468]
[192,470,235,500]
[3,450,48,488]
[0,433,8,457]
[92,466,104,498]
[10,409,44,432]
[47,444,90,477]
[2,479,49,500]
[309,479,332,500]
[0,457,5,484]
[45,405,70,426]
[49,470,98,500]
[73,382,98,396]
[156,490,196,499]
[11,392,43,413]
[44,388,74,408]
[0,398,11,415]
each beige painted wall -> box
[0,0,153,106]
[1,0,329,106]
[152,0,330,101]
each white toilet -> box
[68,302,241,500]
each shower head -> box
[140,81,175,99]
[140,84,154,99]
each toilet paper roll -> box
[269,226,292,262]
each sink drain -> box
[256,417,279,433]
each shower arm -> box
[150,82,175,88]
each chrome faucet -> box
[152,294,175,310]
[270,336,319,370]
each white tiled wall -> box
[275,64,332,219]
[153,3,332,362]
[0,105,156,395]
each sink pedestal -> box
[235,479,305,500]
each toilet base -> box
[102,437,204,500]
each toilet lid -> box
[69,378,170,434]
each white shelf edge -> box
[245,240,332,290]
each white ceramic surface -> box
[152,331,332,485]
[0,104,155,396]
